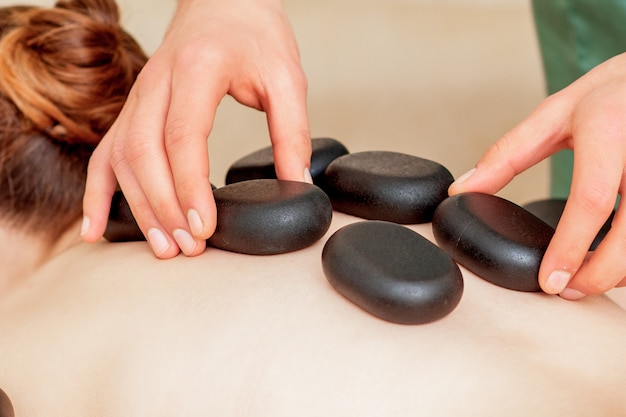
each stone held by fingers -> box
[225,137,349,186]
[208,179,333,255]
[523,198,614,251]
[321,151,454,224]
[104,191,145,242]
[432,192,555,292]
[322,220,464,325]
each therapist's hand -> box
[448,52,626,300]
[81,0,311,258]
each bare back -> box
[1,213,625,416]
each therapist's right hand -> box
[448,52,626,300]
[81,0,312,258]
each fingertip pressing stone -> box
[0,388,14,417]
[432,192,554,292]
[225,137,349,186]
[523,198,614,251]
[321,151,454,224]
[322,221,463,325]
[208,179,333,255]
[104,184,217,243]
[104,190,145,242]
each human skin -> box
[1,212,625,416]
[81,0,312,259]
[449,52,626,301]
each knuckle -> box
[271,64,308,92]
[164,117,195,152]
[572,185,616,216]
[489,137,520,177]
[119,132,158,167]
[177,42,228,74]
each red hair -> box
[0,0,147,239]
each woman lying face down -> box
[0,0,146,291]
[1,1,626,416]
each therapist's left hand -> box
[448,52,626,300]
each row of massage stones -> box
[105,138,613,325]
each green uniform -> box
[532,0,626,197]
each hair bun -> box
[0,0,146,145]
[56,0,120,27]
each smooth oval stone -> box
[322,221,463,325]
[432,192,555,292]
[208,179,332,255]
[523,198,614,251]
[0,388,14,417]
[322,151,454,224]
[104,191,145,242]
[225,137,349,186]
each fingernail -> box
[80,216,90,236]
[147,228,170,257]
[304,168,313,184]
[559,288,586,301]
[545,270,572,294]
[172,228,197,256]
[453,167,476,185]
[187,209,204,237]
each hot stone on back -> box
[225,137,349,186]
[209,179,333,255]
[432,192,554,292]
[322,220,463,324]
[321,151,454,224]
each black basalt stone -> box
[104,191,145,242]
[322,151,454,224]
[208,179,332,255]
[322,221,463,325]
[0,388,14,417]
[432,192,555,292]
[523,198,614,251]
[225,137,349,186]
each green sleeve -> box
[532,0,626,197]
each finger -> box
[114,71,204,257]
[264,67,312,183]
[560,190,626,296]
[538,137,622,295]
[82,134,117,242]
[449,95,571,195]
[164,52,223,240]
[114,154,182,259]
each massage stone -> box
[208,179,333,255]
[104,190,145,242]
[321,151,454,224]
[322,221,464,325]
[0,388,14,417]
[523,198,614,251]
[225,137,349,186]
[432,192,555,292]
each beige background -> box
[1,0,550,204]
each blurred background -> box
[0,0,551,204]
